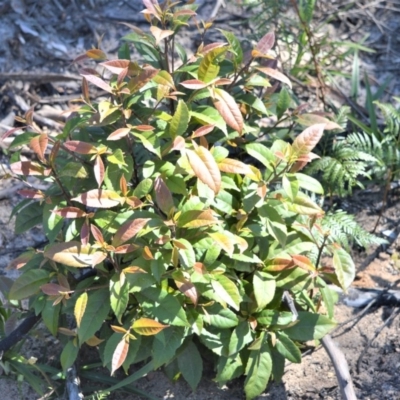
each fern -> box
[306,133,376,197]
[321,209,387,250]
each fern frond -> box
[321,209,387,250]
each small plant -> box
[3,1,357,398]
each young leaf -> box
[177,209,218,228]
[212,88,243,134]
[132,318,169,336]
[72,189,122,208]
[64,140,97,154]
[292,124,325,156]
[154,176,174,215]
[112,218,150,247]
[111,336,130,376]
[256,67,292,89]
[29,133,48,162]
[186,147,221,194]
[75,292,88,328]
[255,31,275,55]
[44,242,106,268]
[149,26,174,46]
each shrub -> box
[4,1,355,398]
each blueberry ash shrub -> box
[6,1,355,398]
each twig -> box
[0,73,81,84]
[210,0,226,19]
[0,313,41,355]
[321,335,358,400]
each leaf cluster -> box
[3,1,357,398]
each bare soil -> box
[1,1,400,399]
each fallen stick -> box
[321,335,358,400]
[0,73,81,84]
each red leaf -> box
[17,189,44,199]
[192,125,215,138]
[186,147,221,194]
[175,279,198,306]
[41,283,71,296]
[171,136,185,151]
[81,220,90,245]
[135,125,155,132]
[128,67,160,94]
[94,155,105,187]
[125,196,143,208]
[52,207,87,218]
[90,224,104,244]
[256,67,292,89]
[112,218,150,247]
[80,73,113,93]
[29,133,48,162]
[154,176,174,215]
[292,124,325,156]
[180,79,208,90]
[201,42,227,55]
[64,140,97,154]
[10,161,51,176]
[114,244,140,254]
[72,189,121,208]
[150,26,174,46]
[111,337,129,376]
[256,31,275,54]
[212,88,243,134]
[100,60,131,75]
[107,127,131,141]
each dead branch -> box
[321,335,358,400]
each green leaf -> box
[175,238,196,269]
[289,194,323,216]
[110,274,129,324]
[228,321,253,356]
[169,100,189,137]
[282,174,299,201]
[244,339,272,400]
[253,271,276,311]
[61,340,79,372]
[178,340,203,391]
[216,354,244,384]
[198,47,226,83]
[15,201,43,234]
[78,289,110,344]
[59,162,88,178]
[152,327,184,368]
[219,30,243,65]
[132,178,153,198]
[245,143,274,170]
[284,311,336,341]
[136,287,189,327]
[43,202,64,243]
[211,275,241,310]
[275,332,301,363]
[319,283,338,319]
[42,300,61,336]
[276,87,291,119]
[295,172,324,194]
[9,269,49,300]
[333,248,355,291]
[206,303,238,328]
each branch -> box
[321,335,358,400]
